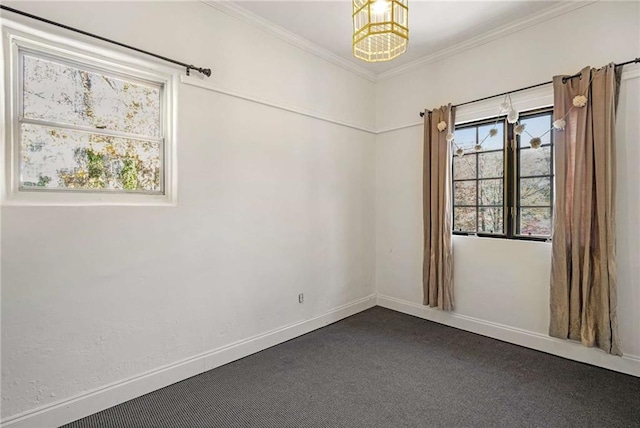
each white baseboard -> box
[1,294,377,428]
[377,294,640,377]
[4,293,636,427]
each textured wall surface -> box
[1,1,376,419]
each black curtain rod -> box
[419,58,639,117]
[0,5,212,77]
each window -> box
[453,120,506,235]
[3,26,176,205]
[452,108,554,240]
[515,112,554,237]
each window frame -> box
[513,108,554,240]
[452,116,507,237]
[452,107,554,241]
[2,22,178,206]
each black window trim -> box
[514,108,554,241]
[452,107,554,242]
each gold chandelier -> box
[352,0,409,62]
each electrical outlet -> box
[298,293,304,303]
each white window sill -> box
[2,191,177,207]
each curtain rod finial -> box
[186,66,212,78]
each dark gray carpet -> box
[63,307,640,428]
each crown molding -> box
[201,1,598,84]
[200,0,377,82]
[377,0,599,81]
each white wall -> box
[1,1,639,426]
[0,1,376,423]
[375,0,640,372]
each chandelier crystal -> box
[352,0,409,62]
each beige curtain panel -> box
[423,104,455,311]
[549,64,622,355]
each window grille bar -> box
[451,149,504,154]
[519,174,553,180]
[453,177,504,183]
[454,205,503,208]
[19,117,164,143]
[520,145,552,149]
[0,5,212,77]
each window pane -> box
[478,151,503,179]
[479,207,503,234]
[479,179,503,205]
[519,207,551,236]
[454,126,476,149]
[520,115,551,144]
[454,181,476,206]
[453,153,476,180]
[20,123,161,192]
[520,146,551,176]
[23,55,161,138]
[454,207,476,232]
[520,177,551,206]
[478,123,504,151]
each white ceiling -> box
[233,0,561,76]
